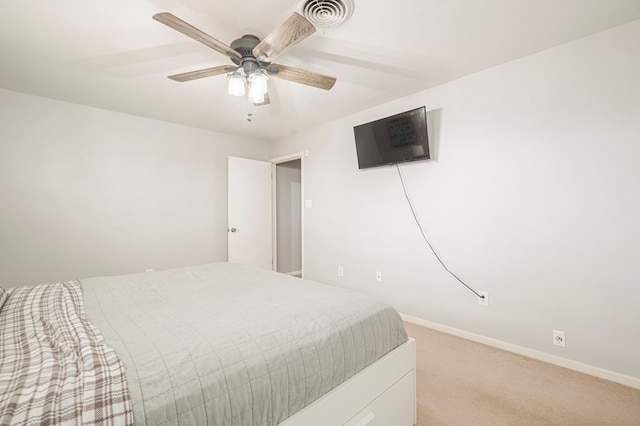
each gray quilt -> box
[81,263,408,426]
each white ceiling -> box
[2,0,640,141]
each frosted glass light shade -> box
[227,73,245,96]
[248,84,264,104]
[248,72,268,104]
[251,72,268,94]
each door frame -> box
[270,152,304,278]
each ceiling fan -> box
[153,11,337,105]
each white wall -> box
[269,20,640,379]
[0,89,267,285]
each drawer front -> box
[345,370,415,426]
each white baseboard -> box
[285,270,302,276]
[401,313,640,390]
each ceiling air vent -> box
[296,0,355,28]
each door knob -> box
[229,227,237,233]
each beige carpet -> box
[405,322,640,425]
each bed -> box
[0,262,415,425]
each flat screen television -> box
[353,106,430,169]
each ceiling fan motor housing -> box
[230,35,260,58]
[230,34,266,73]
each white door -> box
[227,156,273,270]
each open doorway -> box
[273,155,303,277]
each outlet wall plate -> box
[553,330,566,348]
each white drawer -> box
[344,370,415,426]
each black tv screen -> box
[353,106,430,169]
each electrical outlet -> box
[478,291,489,306]
[376,271,382,282]
[553,330,566,348]
[338,266,344,277]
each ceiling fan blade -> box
[153,12,241,60]
[253,12,316,62]
[252,92,271,107]
[168,65,234,82]
[268,64,336,90]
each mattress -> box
[80,262,408,425]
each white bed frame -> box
[282,338,416,426]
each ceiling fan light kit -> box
[153,8,339,107]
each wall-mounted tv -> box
[353,106,430,169]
